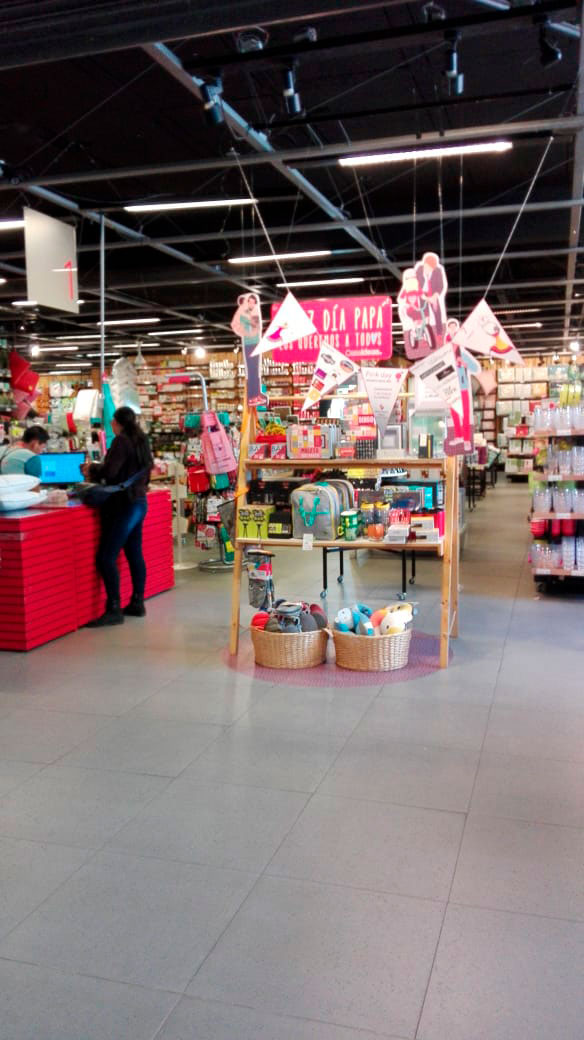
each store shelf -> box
[535,472,584,481]
[532,568,584,577]
[243,457,445,471]
[531,512,584,521]
[535,431,584,438]
[237,536,444,553]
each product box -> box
[237,504,275,540]
[270,443,287,460]
[248,443,268,460]
[268,509,293,538]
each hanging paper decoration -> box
[397,252,448,360]
[302,340,360,411]
[230,293,268,407]
[409,343,464,421]
[360,367,407,438]
[251,291,316,358]
[443,354,475,457]
[452,299,524,365]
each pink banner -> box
[270,295,392,362]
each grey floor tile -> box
[239,686,378,738]
[0,836,90,939]
[156,996,397,1039]
[110,778,308,872]
[60,716,224,776]
[129,671,272,725]
[378,670,496,705]
[184,727,346,793]
[319,736,479,812]
[0,960,178,1040]
[451,814,584,921]
[471,752,584,827]
[0,765,169,847]
[24,670,173,716]
[189,875,444,1037]
[354,698,490,751]
[267,794,464,900]
[418,904,584,1040]
[0,849,257,993]
[0,708,110,764]
[0,760,42,798]
[484,704,584,762]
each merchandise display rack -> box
[229,396,460,669]
[530,422,584,587]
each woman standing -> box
[83,406,153,627]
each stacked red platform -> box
[0,490,174,651]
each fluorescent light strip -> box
[494,307,541,315]
[0,278,6,285]
[505,321,543,329]
[96,317,160,326]
[49,369,85,375]
[124,198,257,213]
[339,140,513,168]
[275,277,365,288]
[11,299,37,307]
[148,328,206,336]
[0,219,25,231]
[55,362,91,368]
[86,352,122,358]
[229,249,331,265]
[37,346,79,353]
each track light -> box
[422,1,446,22]
[539,22,562,67]
[201,77,224,126]
[444,31,464,97]
[282,67,303,117]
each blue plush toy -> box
[333,603,374,636]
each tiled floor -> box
[0,481,583,1039]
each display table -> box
[0,489,174,651]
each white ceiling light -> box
[0,278,6,285]
[30,345,40,357]
[229,249,331,265]
[194,346,207,360]
[504,321,543,329]
[55,362,91,368]
[86,352,123,358]
[149,328,206,336]
[56,335,102,340]
[275,277,365,288]
[570,340,580,352]
[494,307,540,315]
[96,317,160,326]
[49,369,84,374]
[124,198,257,213]
[36,346,79,353]
[77,299,86,305]
[0,219,25,231]
[339,140,513,167]
[11,299,38,307]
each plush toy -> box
[334,603,374,636]
[379,612,407,636]
[309,603,328,629]
[251,611,270,630]
[299,612,319,632]
[370,608,389,630]
[264,617,282,633]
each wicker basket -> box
[333,628,412,671]
[250,626,329,669]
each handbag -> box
[74,469,145,507]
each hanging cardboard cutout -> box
[442,318,474,455]
[452,298,524,365]
[398,252,448,360]
[409,342,464,422]
[302,340,360,411]
[231,293,268,407]
[251,291,316,358]
[360,367,407,438]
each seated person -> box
[0,425,49,476]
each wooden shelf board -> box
[236,536,444,554]
[243,457,444,470]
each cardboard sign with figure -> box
[251,291,316,358]
[452,298,524,365]
[398,252,448,360]
[230,293,268,407]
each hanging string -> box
[412,158,417,266]
[458,155,464,321]
[484,135,555,299]
[233,152,288,289]
[437,156,445,263]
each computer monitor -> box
[34,452,85,484]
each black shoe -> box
[86,604,124,627]
[123,597,146,617]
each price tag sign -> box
[302,533,314,551]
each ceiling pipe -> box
[143,41,401,281]
[469,0,580,38]
[4,115,584,194]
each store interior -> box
[0,2,583,1038]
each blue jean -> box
[96,498,147,605]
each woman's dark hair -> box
[22,425,49,445]
[113,407,152,470]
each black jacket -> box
[89,432,152,506]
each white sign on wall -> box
[24,207,79,314]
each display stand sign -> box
[252,291,316,358]
[410,344,464,419]
[397,252,448,360]
[24,207,79,314]
[453,298,524,365]
[231,292,268,407]
[302,340,360,411]
[360,366,407,437]
[269,294,392,362]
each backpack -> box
[290,482,342,541]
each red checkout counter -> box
[0,489,174,651]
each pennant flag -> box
[302,340,360,411]
[360,367,407,437]
[251,291,316,357]
[453,299,524,365]
[409,343,464,419]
